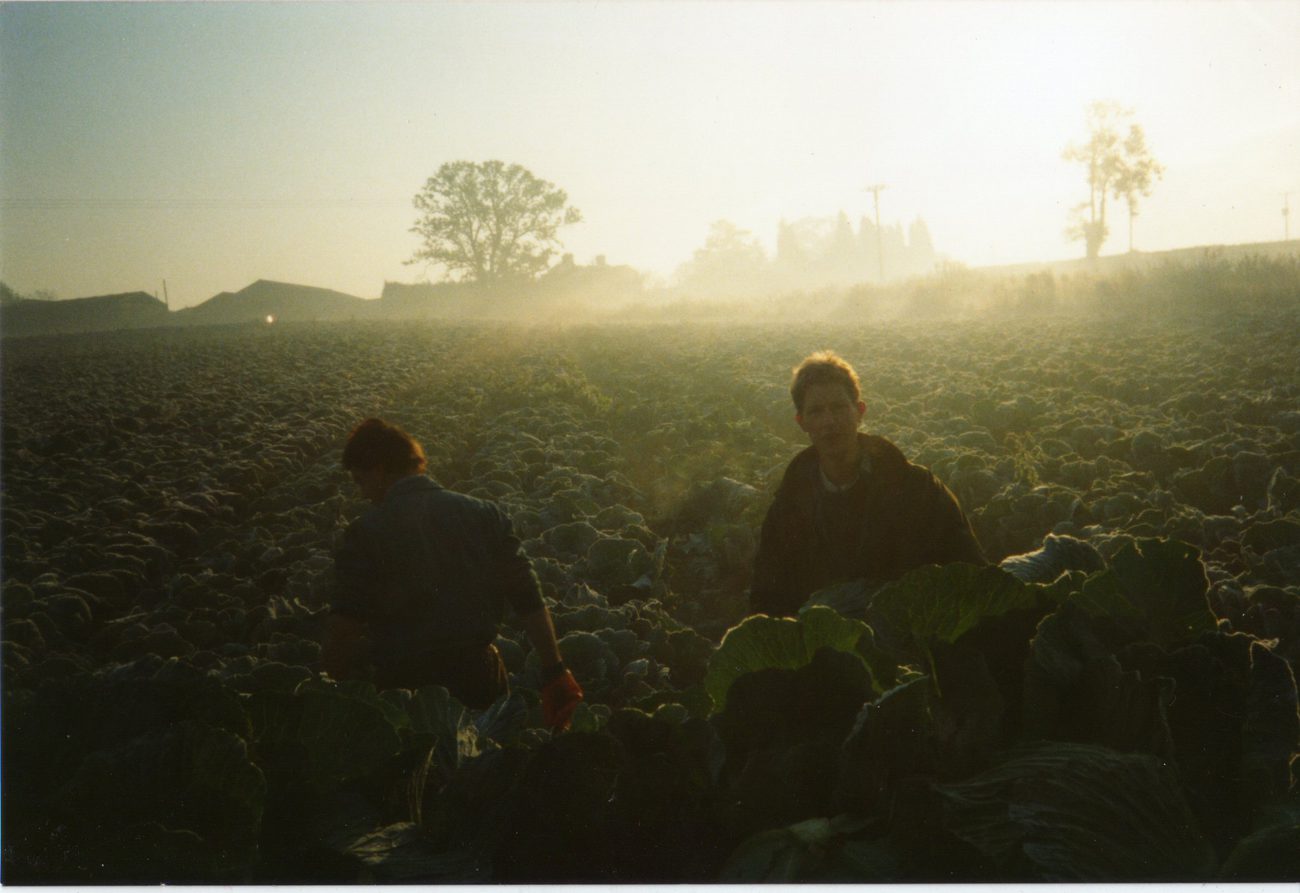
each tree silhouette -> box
[407,161,581,284]
[1113,125,1165,252]
[776,219,805,269]
[675,220,767,296]
[1063,102,1161,260]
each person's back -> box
[325,418,582,725]
[335,474,542,698]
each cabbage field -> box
[2,313,1298,882]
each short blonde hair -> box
[790,350,861,412]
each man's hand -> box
[519,606,583,729]
[541,664,584,731]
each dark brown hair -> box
[790,350,861,412]
[341,418,427,475]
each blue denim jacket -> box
[332,475,544,662]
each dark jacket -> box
[331,475,544,672]
[749,433,985,617]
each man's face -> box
[350,467,389,504]
[796,382,866,459]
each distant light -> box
[265,314,276,324]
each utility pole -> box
[1284,193,1292,242]
[162,279,170,311]
[864,183,887,281]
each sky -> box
[1,0,1297,309]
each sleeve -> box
[924,475,988,567]
[492,508,546,617]
[331,521,380,619]
[749,493,802,617]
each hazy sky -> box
[2,1,1297,308]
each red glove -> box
[541,665,584,731]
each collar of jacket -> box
[820,449,875,492]
[381,473,444,503]
[785,432,910,492]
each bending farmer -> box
[750,351,985,617]
[323,418,583,730]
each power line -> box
[0,197,409,210]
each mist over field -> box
[1,2,1297,308]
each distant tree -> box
[908,217,934,256]
[1063,101,1161,260]
[825,211,862,282]
[0,282,57,303]
[884,223,907,262]
[1113,125,1164,252]
[831,211,855,260]
[674,220,768,296]
[407,160,582,284]
[858,217,879,276]
[908,217,937,274]
[786,217,835,260]
[776,219,806,269]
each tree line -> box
[407,100,1162,293]
[5,102,1160,304]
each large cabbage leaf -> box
[1116,631,1300,854]
[865,563,1042,691]
[493,731,625,882]
[719,647,876,753]
[1073,538,1216,648]
[340,822,486,882]
[380,685,480,773]
[837,676,935,816]
[704,606,877,713]
[246,684,403,783]
[3,658,251,843]
[1238,640,1300,817]
[54,719,266,834]
[716,648,878,843]
[936,741,1216,880]
[806,578,875,619]
[1022,600,1177,757]
[472,690,532,745]
[868,563,1042,650]
[601,708,729,880]
[1218,803,1300,881]
[46,720,266,881]
[720,814,897,882]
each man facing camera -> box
[750,351,985,617]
